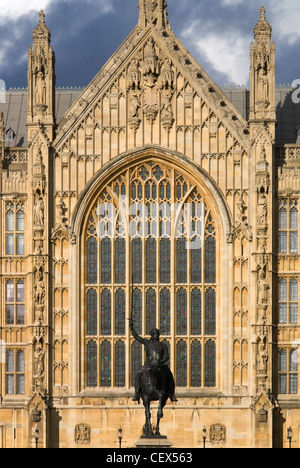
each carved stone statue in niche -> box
[33,343,45,387]
[257,269,270,306]
[257,190,268,226]
[34,269,45,307]
[257,343,268,376]
[33,196,45,227]
[35,71,46,105]
[161,89,174,130]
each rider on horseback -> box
[129,319,178,404]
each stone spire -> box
[249,5,275,121]
[138,0,170,29]
[27,10,55,129]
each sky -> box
[0,0,300,89]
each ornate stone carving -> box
[210,424,226,445]
[75,424,91,445]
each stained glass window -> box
[176,340,187,387]
[191,340,202,387]
[115,238,126,284]
[101,238,111,284]
[132,238,142,284]
[205,340,216,387]
[115,289,126,335]
[205,236,216,284]
[84,162,218,390]
[160,288,170,335]
[176,239,187,283]
[160,238,170,283]
[86,237,98,284]
[132,288,142,335]
[146,288,156,335]
[87,340,97,387]
[131,341,142,387]
[101,340,111,387]
[177,288,187,335]
[191,288,202,335]
[146,237,156,284]
[115,341,125,387]
[87,289,97,335]
[101,289,111,335]
[205,288,216,335]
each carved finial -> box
[139,0,169,29]
[33,9,51,41]
[39,10,45,23]
[254,5,272,39]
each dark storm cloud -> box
[0,0,300,89]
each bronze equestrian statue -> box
[129,319,177,437]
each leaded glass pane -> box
[101,289,111,335]
[115,238,126,284]
[146,288,156,335]
[176,238,187,283]
[160,288,170,335]
[115,289,126,335]
[132,238,142,284]
[17,305,25,325]
[17,350,25,373]
[279,304,287,324]
[6,234,14,255]
[17,281,24,302]
[290,279,298,301]
[191,288,202,335]
[146,237,156,284]
[131,341,142,387]
[290,231,298,253]
[6,281,14,302]
[6,305,14,325]
[6,211,14,231]
[160,238,170,284]
[101,340,111,387]
[176,288,187,335]
[16,210,24,231]
[176,340,187,387]
[191,340,202,387]
[115,341,125,387]
[87,237,97,284]
[17,375,25,394]
[290,304,298,324]
[101,238,111,284]
[205,340,216,387]
[290,350,298,373]
[290,374,298,394]
[6,350,14,373]
[279,232,287,253]
[87,289,97,335]
[205,236,216,283]
[17,234,25,255]
[279,279,287,301]
[205,288,216,335]
[87,340,97,387]
[279,374,287,394]
[290,207,298,230]
[6,375,14,394]
[279,349,287,372]
[279,208,287,230]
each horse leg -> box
[144,398,153,437]
[156,397,163,436]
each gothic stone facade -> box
[0,2,299,448]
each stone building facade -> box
[0,1,300,448]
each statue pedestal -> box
[135,435,173,449]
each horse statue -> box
[129,319,177,437]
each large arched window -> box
[84,161,217,389]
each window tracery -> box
[84,161,217,389]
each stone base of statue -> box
[135,434,173,449]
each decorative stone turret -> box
[138,0,170,29]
